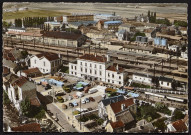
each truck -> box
[88,88,98,94]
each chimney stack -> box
[106,54,110,62]
[116,64,119,71]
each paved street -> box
[47,103,78,132]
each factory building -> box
[44,22,62,31]
[63,14,94,24]
[136,36,148,44]
[94,13,122,21]
[153,37,167,47]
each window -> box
[75,66,76,70]
[119,76,121,79]
[167,82,169,86]
[44,61,46,66]
[75,72,77,75]
[119,81,121,84]
[34,60,36,64]
[85,69,87,73]
[100,71,102,76]
[108,73,110,77]
[112,80,114,83]
[161,81,163,85]
[95,70,97,75]
[90,69,92,74]
[95,64,96,68]
[43,69,45,72]
[81,68,83,72]
[71,65,73,69]
[47,69,48,71]
[108,79,110,82]
[72,72,73,74]
[112,74,114,78]
[85,63,87,66]
[80,62,82,65]
[100,65,102,69]
[90,63,92,67]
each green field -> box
[3,9,70,20]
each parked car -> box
[81,99,86,104]
[69,102,74,107]
[36,82,41,85]
[88,88,98,94]
[56,96,64,103]
[55,92,65,96]
[45,84,51,90]
[68,96,73,100]
[72,101,78,106]
[85,98,90,103]
[73,94,79,99]
[89,97,95,102]
[62,104,68,110]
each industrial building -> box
[104,21,122,32]
[44,22,62,31]
[153,37,167,47]
[63,14,94,23]
[94,13,122,21]
[136,36,148,44]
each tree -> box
[153,118,167,132]
[148,10,150,18]
[21,97,31,116]
[172,109,185,121]
[3,91,11,105]
[21,50,29,59]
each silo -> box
[161,38,167,46]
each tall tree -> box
[148,10,150,18]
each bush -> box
[174,20,187,27]
[88,114,99,120]
[73,110,80,115]
[63,86,71,93]
[60,66,69,73]
[96,118,104,125]
[34,108,45,119]
[21,50,28,59]
[155,102,171,115]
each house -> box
[3,66,10,77]
[69,54,128,86]
[144,28,156,39]
[68,21,97,29]
[98,95,125,119]
[7,27,26,33]
[96,19,107,30]
[106,120,125,132]
[116,29,129,41]
[29,52,62,74]
[3,48,23,63]
[41,31,87,47]
[104,21,122,32]
[7,76,37,111]
[17,68,42,78]
[132,73,153,85]
[105,97,136,132]
[3,59,19,74]
[44,21,62,31]
[118,23,136,33]
[158,77,174,89]
[181,50,188,59]
[167,118,188,133]
[127,119,155,133]
[11,123,42,132]
[179,27,187,35]
[135,36,148,44]
[168,45,179,52]
[135,14,149,23]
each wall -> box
[159,81,172,89]
[132,74,152,85]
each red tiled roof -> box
[110,121,125,129]
[22,68,41,75]
[13,76,28,87]
[79,54,107,62]
[3,66,10,75]
[110,98,134,114]
[107,64,124,73]
[11,123,42,132]
[36,52,59,61]
[30,97,41,107]
[3,50,16,61]
[172,119,187,132]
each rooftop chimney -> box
[116,64,119,71]
[121,104,125,111]
[106,54,110,62]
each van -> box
[88,88,98,94]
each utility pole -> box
[80,98,81,130]
[161,59,163,76]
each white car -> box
[81,99,86,104]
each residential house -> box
[3,66,10,77]
[29,52,62,74]
[104,21,122,32]
[167,117,188,133]
[181,50,188,59]
[7,76,37,111]
[3,59,19,74]
[11,123,42,132]
[132,73,153,85]
[116,29,129,41]
[69,54,128,86]
[179,27,187,35]
[158,77,174,89]
[3,48,23,63]
[127,119,155,133]
[17,68,42,78]
[135,14,149,23]
[106,120,125,132]
[96,19,107,30]
[105,97,136,132]
[98,95,125,119]
[168,45,179,52]
[118,23,136,33]
[144,28,156,39]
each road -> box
[47,103,78,132]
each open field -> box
[3,3,187,22]
[3,9,70,20]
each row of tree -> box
[174,20,187,27]
[14,16,54,28]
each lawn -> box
[3,9,70,20]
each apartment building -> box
[69,54,127,86]
[29,52,62,74]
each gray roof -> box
[11,49,23,60]
[134,73,153,78]
[101,95,124,106]
[21,81,36,91]
[117,111,134,124]
[118,29,126,34]
[3,59,18,69]
[159,76,173,82]
[68,21,97,27]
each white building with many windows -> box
[69,54,127,86]
[132,73,153,85]
[29,52,62,74]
